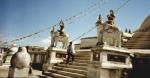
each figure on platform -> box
[96,10,121,47]
[58,20,65,36]
[66,42,74,64]
[106,9,115,25]
[50,25,69,48]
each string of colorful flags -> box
[71,0,132,42]
[2,3,100,45]
[3,0,132,45]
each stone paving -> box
[29,68,42,78]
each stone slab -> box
[8,67,29,78]
[0,65,9,77]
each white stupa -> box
[9,44,18,55]
[4,44,18,65]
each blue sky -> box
[0,0,150,47]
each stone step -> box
[39,75,50,78]
[74,57,90,60]
[74,59,90,63]
[75,52,91,55]
[48,69,86,78]
[52,66,87,75]
[75,55,90,57]
[123,43,150,46]
[123,43,150,47]
[127,39,150,43]
[38,75,52,78]
[43,71,72,78]
[129,38,149,42]
[71,62,88,66]
[125,46,150,49]
[76,49,91,53]
[74,53,91,57]
[133,34,150,37]
[56,64,87,70]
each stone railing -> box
[42,47,67,71]
[0,48,3,66]
[47,47,67,64]
[88,46,132,78]
[91,46,132,68]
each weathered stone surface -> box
[47,47,66,64]
[11,47,31,69]
[123,15,150,49]
[50,25,69,49]
[8,67,29,78]
[89,46,132,78]
[96,10,121,47]
[0,65,9,77]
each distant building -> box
[80,36,97,49]
[74,43,80,50]
[123,15,150,49]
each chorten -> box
[123,15,150,49]
[4,44,18,65]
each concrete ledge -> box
[48,47,67,53]
[0,65,9,77]
[8,67,29,78]
[92,46,130,54]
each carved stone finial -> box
[125,28,128,32]
[110,9,114,15]
[60,20,64,27]
[106,9,115,25]
[98,14,102,21]
[96,14,102,25]
[51,26,55,32]
[59,20,65,36]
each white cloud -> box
[38,37,51,49]
[41,37,51,45]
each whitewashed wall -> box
[80,37,97,48]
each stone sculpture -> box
[10,47,31,69]
[50,21,69,49]
[96,10,121,47]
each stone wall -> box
[80,37,97,49]
[0,48,3,66]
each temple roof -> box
[123,15,150,49]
